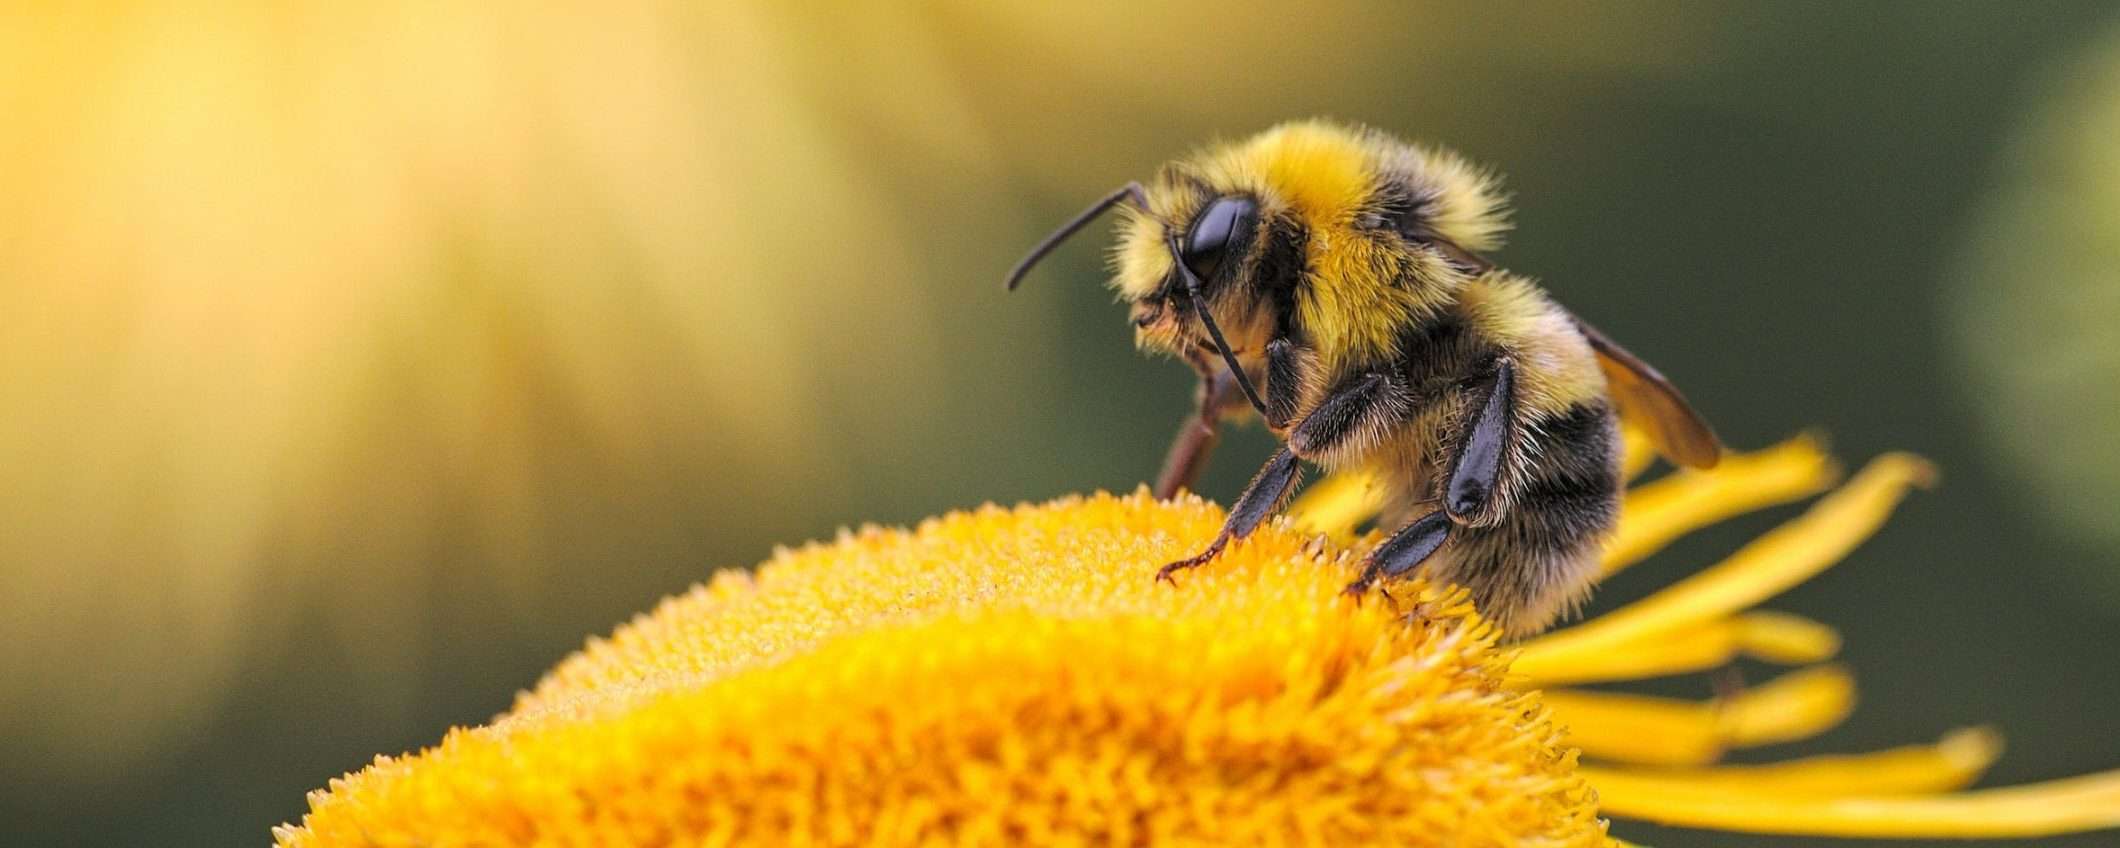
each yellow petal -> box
[1542,665,1855,766]
[1285,465,1385,542]
[1603,434,1842,576]
[1515,611,1839,687]
[1582,727,2001,799]
[1733,610,1843,665]
[1619,423,1657,483]
[1594,763,2120,839]
[1519,454,1933,675]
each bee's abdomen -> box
[1427,400,1622,635]
[1513,400,1624,540]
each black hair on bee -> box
[1006,120,1722,636]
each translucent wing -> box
[1569,314,1723,469]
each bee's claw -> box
[1155,538,1227,586]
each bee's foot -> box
[1155,555,1208,585]
[1155,537,1228,585]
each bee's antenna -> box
[1004,182,1149,291]
[1165,232,1270,417]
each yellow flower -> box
[275,435,2120,846]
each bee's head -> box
[1110,122,1509,371]
[1004,179,1293,415]
[1113,188,1293,369]
[1005,121,1508,402]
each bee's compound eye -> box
[1182,196,1257,282]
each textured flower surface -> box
[276,435,2120,846]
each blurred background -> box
[3,3,2118,845]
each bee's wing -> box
[1419,235,1721,468]
[1567,313,1723,469]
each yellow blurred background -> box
[2,4,2116,846]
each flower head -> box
[279,493,1606,845]
[275,435,2120,845]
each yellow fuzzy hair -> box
[1456,274,1607,417]
[1111,120,1513,376]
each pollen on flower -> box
[274,491,1613,847]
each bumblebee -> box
[1006,120,1721,635]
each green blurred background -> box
[4,3,2118,845]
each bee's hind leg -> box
[1345,359,1515,596]
[1342,510,1453,596]
[1157,447,1302,584]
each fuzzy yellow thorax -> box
[1112,120,1514,377]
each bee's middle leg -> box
[1156,447,1302,583]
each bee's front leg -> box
[1152,354,1240,499]
[1152,335,1301,499]
[1158,348,1395,582]
[1155,447,1302,583]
